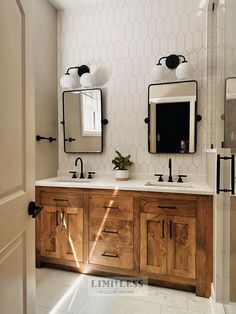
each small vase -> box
[115,170,129,181]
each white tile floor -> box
[36,268,213,314]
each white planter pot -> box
[115,170,129,181]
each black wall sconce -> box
[60,64,94,89]
[151,54,193,82]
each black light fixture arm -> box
[65,65,90,77]
[65,66,80,74]
[156,54,188,69]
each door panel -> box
[0,0,35,313]
[140,213,167,274]
[61,207,83,262]
[167,216,196,279]
[41,206,61,258]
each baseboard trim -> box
[210,284,226,314]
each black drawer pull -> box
[61,210,66,228]
[102,229,119,234]
[104,206,119,210]
[56,210,59,226]
[170,220,173,239]
[53,198,69,202]
[158,205,177,210]
[101,252,119,258]
[162,220,165,239]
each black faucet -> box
[168,158,173,182]
[75,157,84,179]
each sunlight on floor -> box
[36,268,213,314]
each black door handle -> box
[28,202,43,218]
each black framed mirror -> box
[148,80,198,154]
[62,88,104,153]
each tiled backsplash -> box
[58,0,208,175]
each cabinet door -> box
[41,206,61,258]
[140,213,167,274]
[167,216,196,279]
[61,207,83,263]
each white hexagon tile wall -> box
[57,0,208,175]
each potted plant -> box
[112,151,134,181]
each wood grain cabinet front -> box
[36,188,84,264]
[36,187,213,298]
[140,196,197,280]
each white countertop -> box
[35,173,213,195]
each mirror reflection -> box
[225,78,236,148]
[63,89,103,153]
[148,81,197,154]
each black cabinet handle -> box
[102,229,119,234]
[158,205,177,210]
[61,210,65,228]
[104,206,119,210]
[53,198,69,205]
[170,220,173,239]
[56,210,59,226]
[101,252,119,258]
[28,202,43,218]
[162,220,165,239]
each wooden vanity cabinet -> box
[140,196,196,280]
[88,194,134,270]
[36,187,213,298]
[36,189,84,265]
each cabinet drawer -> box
[90,218,133,245]
[89,241,133,269]
[90,195,133,220]
[140,197,196,217]
[40,191,83,207]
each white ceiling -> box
[49,0,109,9]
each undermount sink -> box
[56,178,92,183]
[145,181,192,188]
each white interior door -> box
[0,0,35,313]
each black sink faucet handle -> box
[69,171,77,179]
[154,174,164,182]
[87,171,96,179]
[177,175,187,183]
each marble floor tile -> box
[36,268,212,314]
[36,268,87,288]
[187,293,212,312]
[36,305,69,314]
[77,296,162,314]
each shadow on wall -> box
[92,63,111,86]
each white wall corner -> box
[210,283,226,314]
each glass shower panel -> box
[225,78,236,148]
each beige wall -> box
[34,0,58,180]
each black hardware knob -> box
[28,202,43,218]
[88,171,95,179]
[102,119,109,125]
[177,175,187,183]
[154,174,164,182]
[69,171,77,178]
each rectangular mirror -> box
[225,78,236,148]
[148,81,197,154]
[63,89,103,153]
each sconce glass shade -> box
[151,65,167,82]
[80,73,94,88]
[60,74,76,89]
[176,62,193,80]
